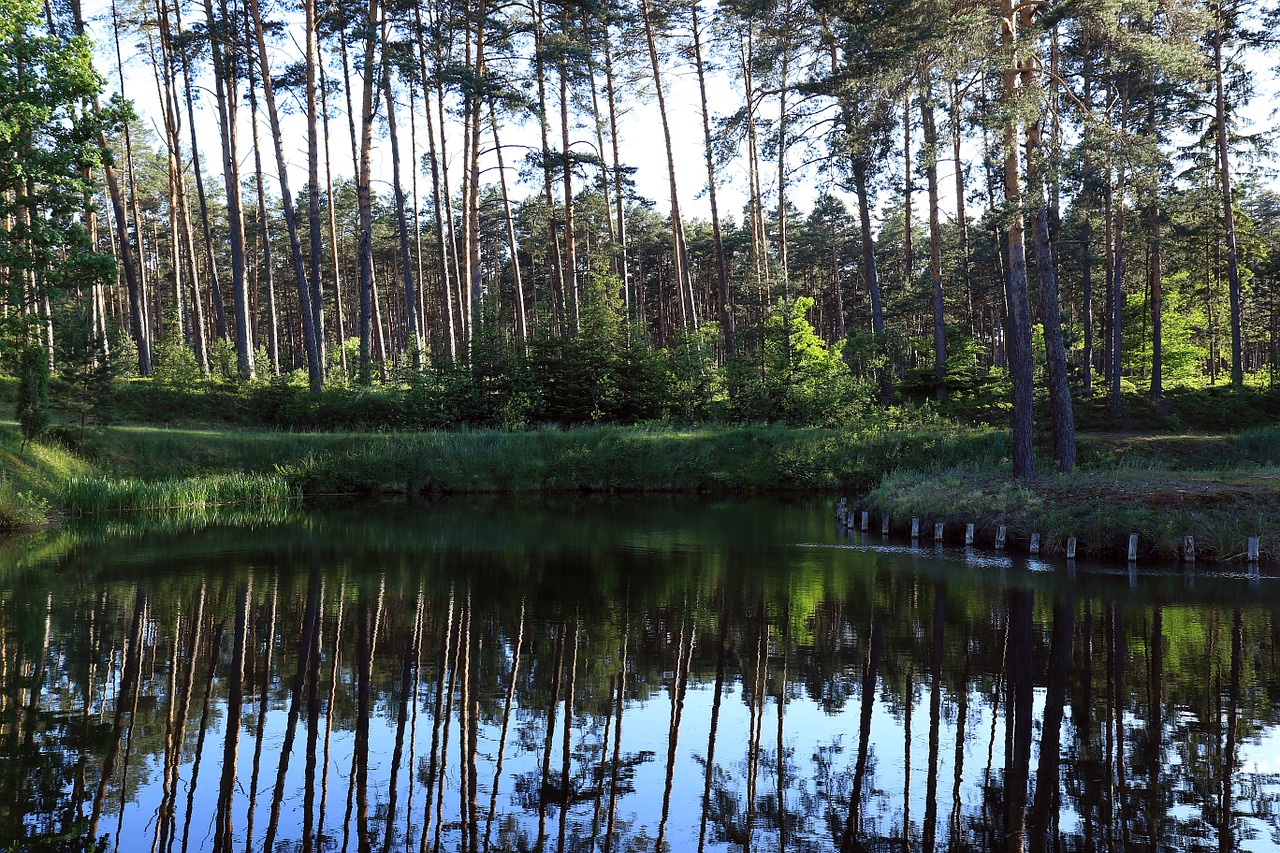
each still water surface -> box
[1,497,1278,852]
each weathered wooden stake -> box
[1029,533,1040,555]
[1066,537,1077,560]
[911,517,920,539]
[1183,535,1195,563]
[1127,533,1139,563]
[934,522,944,541]
[995,526,1007,550]
[881,513,890,535]
[860,511,869,531]
[965,523,974,545]
[1248,536,1260,563]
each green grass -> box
[60,472,296,515]
[866,465,1280,562]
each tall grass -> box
[61,472,296,515]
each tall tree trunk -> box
[305,0,326,378]
[1022,26,1075,472]
[853,166,885,335]
[690,0,732,355]
[412,3,457,363]
[1001,0,1035,477]
[248,0,324,392]
[559,4,579,332]
[355,0,380,384]
[640,0,697,332]
[174,0,228,343]
[602,22,629,316]
[202,0,254,379]
[320,62,349,376]
[103,0,150,374]
[1213,22,1244,388]
[920,72,946,398]
[382,9,419,361]
[245,38,280,376]
[490,103,528,349]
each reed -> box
[61,472,296,515]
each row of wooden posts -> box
[834,498,1264,564]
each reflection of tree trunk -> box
[383,592,422,852]
[1146,608,1163,846]
[485,601,524,852]
[1113,606,1129,850]
[603,615,630,853]
[924,586,944,853]
[777,600,790,853]
[356,596,374,853]
[842,620,882,850]
[90,589,148,844]
[903,665,913,852]
[181,608,223,853]
[433,595,463,853]
[317,584,346,843]
[656,611,694,853]
[1004,589,1033,853]
[213,582,251,853]
[303,578,323,853]
[465,595,481,853]
[747,615,769,853]
[421,592,454,853]
[264,570,322,853]
[537,624,567,852]
[698,605,730,853]
[558,621,580,853]
[160,589,204,853]
[1028,600,1074,853]
[244,581,278,852]
[1220,608,1241,853]
[948,655,969,853]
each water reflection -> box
[1,498,1278,852]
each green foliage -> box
[16,345,50,447]
[150,334,202,388]
[0,476,49,528]
[727,298,864,425]
[211,338,238,382]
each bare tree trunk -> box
[920,71,946,398]
[382,8,419,360]
[245,41,280,376]
[490,104,528,349]
[1001,0,1035,477]
[248,0,324,391]
[304,0,326,378]
[559,4,579,332]
[690,0,732,355]
[412,3,457,363]
[602,24,629,315]
[354,0,380,384]
[1214,23,1244,388]
[201,0,254,379]
[640,0,697,332]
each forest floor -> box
[1,418,1277,562]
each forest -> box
[3,0,1280,477]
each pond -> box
[1,497,1277,852]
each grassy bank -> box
[4,418,1278,563]
[0,420,1009,527]
[863,426,1280,563]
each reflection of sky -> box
[99,661,1280,852]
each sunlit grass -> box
[60,472,296,515]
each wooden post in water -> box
[861,511,869,531]
[911,517,920,539]
[1066,537,1077,560]
[1127,534,1139,563]
[1247,537,1260,563]
[881,514,890,535]
[965,523,974,545]
[1029,533,1040,555]
[934,522,944,541]
[836,498,848,525]
[995,526,1007,550]
[1183,535,1195,563]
